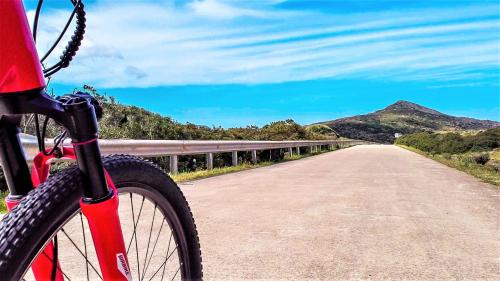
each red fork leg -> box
[5,197,64,281]
[80,173,132,281]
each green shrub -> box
[441,153,451,160]
[473,153,490,165]
[306,124,339,138]
[395,127,500,154]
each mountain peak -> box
[387,100,420,109]
[384,100,442,115]
[315,100,499,143]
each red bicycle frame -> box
[0,1,131,280]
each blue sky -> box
[26,0,499,127]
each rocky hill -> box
[316,101,499,143]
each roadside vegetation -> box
[396,127,500,186]
[172,146,334,182]
[86,85,337,141]
[0,191,6,213]
[172,162,274,182]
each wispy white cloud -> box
[31,0,500,87]
[188,0,271,19]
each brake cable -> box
[30,0,87,156]
[40,0,86,78]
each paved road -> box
[181,145,499,281]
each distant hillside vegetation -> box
[305,124,339,138]
[315,101,499,143]
[22,85,337,142]
[396,128,500,186]
[395,127,500,154]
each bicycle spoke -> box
[160,232,174,281]
[161,245,178,281]
[169,266,181,281]
[51,235,58,281]
[40,251,72,280]
[127,193,146,254]
[140,204,157,281]
[147,232,176,281]
[142,219,166,279]
[79,212,90,281]
[127,193,135,254]
[148,245,178,281]
[60,228,103,280]
[128,193,145,280]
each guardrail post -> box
[232,151,238,166]
[206,153,213,170]
[296,146,300,155]
[251,150,257,164]
[288,147,293,157]
[170,155,178,174]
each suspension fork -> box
[62,95,132,280]
[60,115,132,281]
[0,90,132,280]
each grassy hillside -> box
[396,128,500,186]
[317,101,499,143]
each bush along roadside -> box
[171,145,339,182]
[395,127,500,154]
[395,127,500,186]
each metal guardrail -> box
[19,134,368,173]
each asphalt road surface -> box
[181,145,499,281]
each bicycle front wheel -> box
[0,155,203,280]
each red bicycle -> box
[0,0,202,280]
